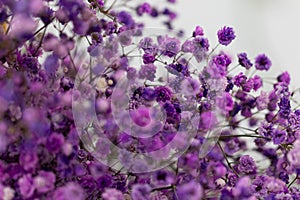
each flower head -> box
[238,52,253,69]
[102,188,125,200]
[217,26,236,46]
[255,54,272,71]
[159,35,181,57]
[177,181,203,200]
[53,182,85,200]
[193,25,204,37]
[131,184,151,200]
[238,155,257,174]
[18,174,35,199]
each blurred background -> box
[173,0,300,89]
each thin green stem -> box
[33,25,48,56]
[234,110,261,124]
[217,141,239,176]
[249,69,257,78]
[105,0,118,12]
[206,43,220,61]
[173,185,179,200]
[219,134,267,139]
[5,15,13,35]
[288,175,298,188]
[235,126,258,133]
[151,185,173,192]
[227,64,240,73]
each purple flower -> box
[138,64,156,81]
[139,37,157,54]
[258,122,274,139]
[19,151,38,171]
[252,75,263,91]
[275,193,293,200]
[166,63,190,76]
[256,91,269,110]
[155,86,172,102]
[127,67,137,80]
[117,11,135,27]
[242,78,254,92]
[238,52,253,69]
[193,25,204,37]
[46,133,65,153]
[288,139,300,168]
[9,14,38,40]
[233,72,247,87]
[159,35,180,57]
[241,106,252,117]
[225,138,245,155]
[181,40,195,53]
[34,171,56,193]
[151,170,174,186]
[162,9,177,20]
[238,155,256,174]
[177,181,203,200]
[44,54,59,75]
[118,31,132,46]
[102,188,125,200]
[150,8,159,17]
[192,36,209,62]
[207,162,227,179]
[194,37,210,52]
[53,182,85,200]
[216,92,234,113]
[232,176,253,198]
[142,53,155,64]
[55,8,69,24]
[255,54,272,71]
[213,52,232,68]
[227,172,238,187]
[2,1,300,199]
[199,111,217,130]
[278,96,291,119]
[251,175,269,196]
[221,189,234,199]
[17,53,39,73]
[217,26,236,46]
[130,106,152,127]
[0,184,14,200]
[97,174,113,189]
[131,184,151,200]
[277,71,290,85]
[288,111,300,131]
[180,77,200,96]
[18,174,35,199]
[265,177,287,193]
[142,87,157,101]
[273,129,286,145]
[97,0,105,7]
[105,21,117,35]
[136,3,152,16]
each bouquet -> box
[0,0,299,199]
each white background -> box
[172,0,300,89]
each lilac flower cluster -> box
[0,0,300,199]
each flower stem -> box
[288,175,298,188]
[207,43,220,60]
[151,185,173,192]
[217,141,239,176]
[227,64,240,73]
[219,134,267,139]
